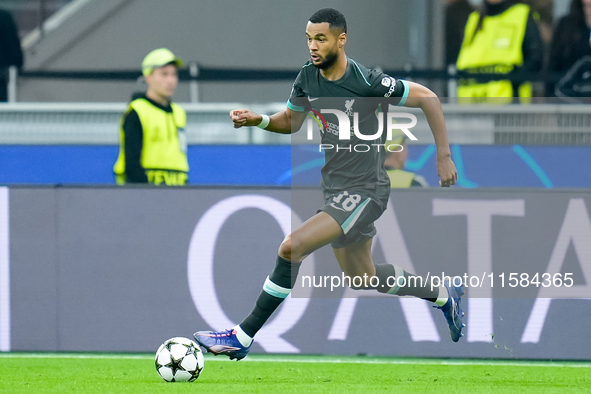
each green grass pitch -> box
[1,353,590,393]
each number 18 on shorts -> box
[320,190,385,249]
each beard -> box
[314,48,339,70]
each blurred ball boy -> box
[114,48,189,185]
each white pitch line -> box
[0,353,153,360]
[242,356,591,369]
[0,353,590,368]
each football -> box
[155,337,204,382]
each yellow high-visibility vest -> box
[387,169,416,188]
[456,4,532,103]
[113,98,189,185]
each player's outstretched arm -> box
[230,108,307,134]
[403,82,457,187]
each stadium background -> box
[0,0,590,364]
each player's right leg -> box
[193,211,342,360]
[329,201,465,342]
[433,278,465,342]
[333,238,465,341]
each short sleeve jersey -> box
[288,58,409,205]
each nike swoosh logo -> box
[308,97,319,102]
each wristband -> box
[257,114,270,129]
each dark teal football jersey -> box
[288,58,409,205]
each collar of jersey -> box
[317,58,353,85]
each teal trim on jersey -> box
[398,80,410,106]
[287,99,306,112]
[341,197,371,234]
[350,59,371,86]
[263,277,291,299]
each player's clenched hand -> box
[230,109,263,129]
[437,155,457,188]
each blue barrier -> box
[0,144,589,187]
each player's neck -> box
[319,53,348,81]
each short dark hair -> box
[309,8,347,34]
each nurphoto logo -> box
[305,108,418,153]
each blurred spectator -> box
[445,0,474,67]
[384,137,428,188]
[555,53,591,100]
[547,0,591,96]
[522,0,554,43]
[0,8,23,102]
[456,0,544,103]
[113,48,189,186]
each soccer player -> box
[194,8,464,360]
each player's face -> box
[146,64,178,98]
[306,22,345,70]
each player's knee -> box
[278,235,293,261]
[278,235,304,262]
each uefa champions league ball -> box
[155,337,204,382]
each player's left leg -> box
[333,229,465,341]
[332,236,375,279]
[333,236,444,299]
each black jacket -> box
[547,15,591,95]
[555,56,591,101]
[0,9,23,70]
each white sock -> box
[434,285,449,307]
[233,325,253,347]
